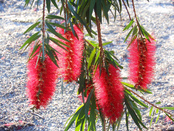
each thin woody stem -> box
[122,0,132,21]
[63,0,68,31]
[125,87,173,116]
[131,0,143,38]
[42,0,46,61]
[95,11,104,66]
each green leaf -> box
[46,22,69,42]
[75,106,85,131]
[125,96,147,129]
[125,89,148,108]
[123,19,134,31]
[45,44,58,67]
[49,22,67,30]
[150,111,155,127]
[49,37,69,47]
[125,99,142,130]
[46,0,51,13]
[87,40,98,47]
[96,0,102,22]
[68,2,86,26]
[89,0,95,24]
[126,0,129,7]
[102,41,112,46]
[156,102,161,104]
[165,113,174,122]
[85,89,94,119]
[51,0,58,9]
[88,96,96,131]
[125,110,129,131]
[25,0,30,6]
[20,31,41,50]
[49,37,68,51]
[124,27,133,43]
[149,107,153,116]
[156,108,159,114]
[64,104,84,131]
[46,15,64,20]
[155,114,160,124]
[94,50,100,65]
[161,107,174,110]
[88,48,96,69]
[28,42,40,59]
[24,21,40,34]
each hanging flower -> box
[93,64,124,123]
[27,44,57,109]
[128,37,156,89]
[55,25,84,83]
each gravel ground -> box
[0,0,174,131]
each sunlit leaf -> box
[20,31,41,50]
[123,19,134,31]
[24,21,40,34]
[64,104,84,131]
[46,15,64,20]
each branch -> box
[42,0,46,61]
[131,0,143,37]
[122,0,132,21]
[94,11,104,66]
[125,87,173,116]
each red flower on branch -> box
[128,37,156,89]
[27,45,57,109]
[93,64,124,123]
[55,25,84,83]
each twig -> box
[122,0,132,21]
[94,10,105,66]
[42,0,46,61]
[30,112,44,119]
[125,87,173,116]
[131,0,143,37]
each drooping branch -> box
[125,87,173,116]
[122,0,132,21]
[95,11,104,66]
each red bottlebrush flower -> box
[27,45,57,109]
[93,64,124,123]
[55,25,84,83]
[128,37,156,89]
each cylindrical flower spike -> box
[128,37,156,89]
[93,64,124,123]
[55,25,84,83]
[27,45,57,109]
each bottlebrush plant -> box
[93,64,124,123]
[55,25,84,83]
[21,0,174,130]
[128,37,156,90]
[27,43,58,109]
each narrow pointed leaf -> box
[51,0,58,9]
[24,21,40,34]
[46,0,51,13]
[20,32,41,49]
[123,19,134,31]
[46,22,69,42]
[46,15,64,20]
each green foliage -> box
[22,0,174,130]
